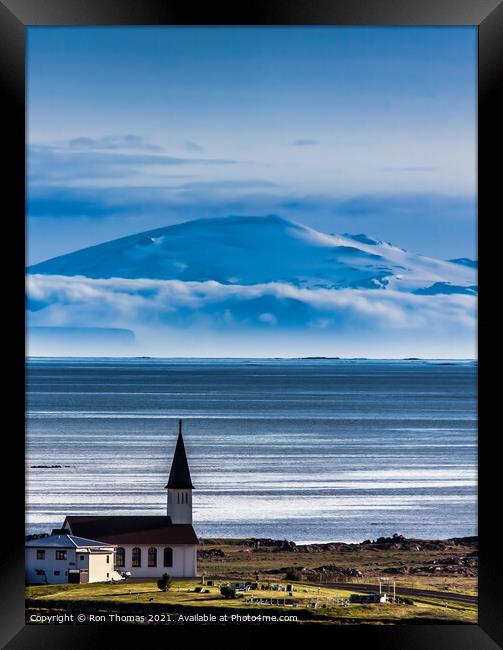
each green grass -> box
[26,578,477,624]
[27,580,351,605]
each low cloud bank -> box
[26,274,476,357]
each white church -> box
[27,421,199,583]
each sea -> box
[26,358,477,544]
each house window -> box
[36,550,45,560]
[116,547,125,568]
[55,550,67,560]
[148,547,157,567]
[54,570,60,576]
[163,547,173,568]
[132,547,141,568]
[80,555,85,561]
[35,569,45,576]
[106,555,110,564]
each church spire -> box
[165,419,194,489]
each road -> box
[305,581,477,605]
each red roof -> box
[64,516,199,545]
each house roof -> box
[25,533,115,549]
[64,516,199,545]
[165,422,194,489]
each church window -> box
[148,547,157,567]
[163,547,173,568]
[132,547,142,567]
[116,547,125,568]
[36,550,45,560]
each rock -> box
[382,566,409,575]
[304,565,363,578]
[198,548,225,559]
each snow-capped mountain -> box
[26,215,477,357]
[28,215,476,295]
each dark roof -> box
[165,425,194,489]
[64,516,199,545]
[26,533,115,549]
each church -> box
[61,421,198,578]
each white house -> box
[60,421,199,578]
[26,534,120,584]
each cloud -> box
[26,186,477,266]
[68,135,164,152]
[26,182,277,219]
[183,140,203,153]
[292,139,319,146]
[28,142,237,187]
[378,166,439,173]
[27,274,476,337]
[27,188,134,219]
[259,312,278,325]
[175,180,278,192]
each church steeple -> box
[165,420,194,489]
[165,420,194,523]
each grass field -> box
[26,578,477,625]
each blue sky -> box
[27,27,477,264]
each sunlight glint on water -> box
[26,358,477,543]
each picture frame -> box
[1,0,499,646]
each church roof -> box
[64,516,199,545]
[165,423,194,489]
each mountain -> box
[28,215,476,294]
[26,216,477,357]
[448,258,478,269]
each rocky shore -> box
[198,534,478,583]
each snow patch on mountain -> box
[28,215,476,295]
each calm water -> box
[26,358,477,543]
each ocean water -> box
[26,358,477,543]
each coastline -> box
[26,533,478,626]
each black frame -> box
[2,0,500,647]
